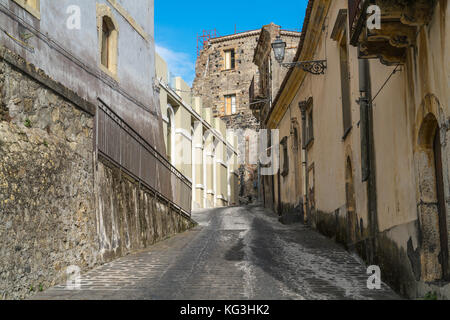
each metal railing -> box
[95,100,192,215]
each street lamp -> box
[271,35,327,75]
[271,36,286,64]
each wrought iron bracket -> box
[280,60,327,75]
[249,98,270,106]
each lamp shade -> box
[271,36,286,64]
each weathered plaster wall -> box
[0,0,164,160]
[276,105,304,214]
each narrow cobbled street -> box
[32,205,400,300]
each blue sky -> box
[155,0,308,85]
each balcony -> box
[249,76,266,112]
[348,0,437,65]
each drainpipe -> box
[358,50,378,263]
[300,102,308,224]
[269,52,276,212]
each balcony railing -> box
[249,75,267,111]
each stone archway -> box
[416,113,449,281]
[345,157,357,245]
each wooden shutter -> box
[231,95,236,114]
[231,50,235,69]
[225,51,231,70]
[225,96,232,115]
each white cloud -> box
[156,44,195,86]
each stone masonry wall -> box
[193,32,261,201]
[0,48,196,299]
[193,31,261,129]
[95,159,196,262]
[0,56,98,300]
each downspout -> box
[300,103,308,224]
[358,50,378,263]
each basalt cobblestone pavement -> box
[31,205,401,300]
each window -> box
[305,108,314,147]
[13,0,40,19]
[224,49,235,70]
[280,136,289,177]
[166,107,174,163]
[300,97,314,149]
[224,94,236,115]
[101,18,110,68]
[339,32,352,137]
[101,16,117,73]
[97,4,119,78]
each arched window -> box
[101,17,112,69]
[166,105,175,163]
[97,4,119,77]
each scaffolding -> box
[196,29,219,57]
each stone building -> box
[257,0,450,299]
[156,53,239,209]
[193,28,300,203]
[250,23,303,214]
[0,0,194,299]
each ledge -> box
[0,45,95,116]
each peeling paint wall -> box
[0,0,162,153]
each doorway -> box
[417,113,449,281]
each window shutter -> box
[231,50,235,69]
[225,51,230,70]
[340,37,352,135]
[231,95,236,114]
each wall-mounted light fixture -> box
[271,36,327,75]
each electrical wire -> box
[0,3,155,115]
[371,64,402,104]
[0,26,34,52]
